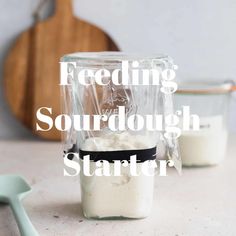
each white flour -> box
[80,132,157,218]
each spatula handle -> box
[10,197,39,236]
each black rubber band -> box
[78,146,157,163]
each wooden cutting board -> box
[4,0,119,141]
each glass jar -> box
[61,52,179,219]
[175,81,235,166]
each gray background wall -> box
[0,0,236,139]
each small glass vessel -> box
[175,80,235,166]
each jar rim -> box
[176,80,236,95]
[61,51,170,63]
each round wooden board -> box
[4,0,119,140]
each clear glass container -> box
[174,81,235,166]
[61,52,179,219]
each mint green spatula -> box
[0,175,39,236]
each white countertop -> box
[0,136,236,236]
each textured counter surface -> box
[0,137,236,236]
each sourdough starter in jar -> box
[79,132,157,219]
